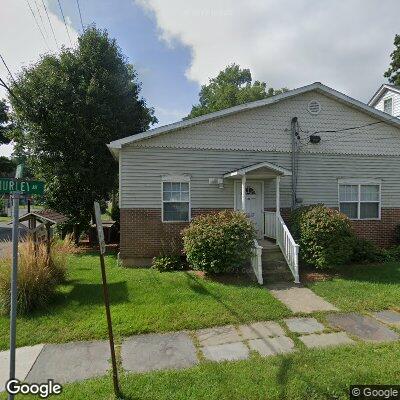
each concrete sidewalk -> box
[1,310,399,392]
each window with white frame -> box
[339,181,381,220]
[384,98,393,115]
[162,176,190,222]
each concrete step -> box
[263,271,294,283]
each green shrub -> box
[291,204,354,269]
[182,210,256,274]
[110,202,120,224]
[152,255,186,272]
[0,237,77,315]
[381,245,400,263]
[394,225,400,245]
[351,237,383,263]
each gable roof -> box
[368,84,400,107]
[224,162,292,177]
[108,82,400,156]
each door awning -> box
[223,162,292,178]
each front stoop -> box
[260,238,294,283]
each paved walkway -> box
[1,310,399,391]
[266,283,339,313]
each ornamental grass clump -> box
[0,236,77,315]
[182,210,256,274]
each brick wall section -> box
[120,208,228,260]
[350,208,400,247]
[120,207,400,262]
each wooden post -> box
[276,176,281,240]
[94,202,121,398]
[276,176,281,216]
[46,224,51,257]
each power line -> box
[76,0,84,32]
[26,0,50,51]
[33,0,49,41]
[57,0,72,46]
[41,0,59,50]
[0,53,17,85]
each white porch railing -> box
[251,239,263,285]
[264,211,276,239]
[276,214,300,284]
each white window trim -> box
[384,97,393,115]
[337,179,381,220]
[161,175,191,223]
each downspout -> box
[291,117,298,209]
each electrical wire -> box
[33,0,49,40]
[76,0,84,32]
[57,0,72,46]
[41,0,59,50]
[26,0,51,51]
[0,53,17,85]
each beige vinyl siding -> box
[374,89,400,118]
[129,91,400,156]
[120,146,400,210]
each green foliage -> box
[152,255,186,272]
[186,64,288,119]
[0,99,11,145]
[9,26,156,235]
[183,210,256,274]
[0,156,16,176]
[291,204,354,269]
[381,245,400,263]
[385,34,400,85]
[351,237,382,263]
[0,238,77,315]
[394,224,400,244]
[110,201,120,224]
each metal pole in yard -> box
[94,202,121,399]
[8,191,19,400]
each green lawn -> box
[307,262,400,312]
[0,254,291,350]
[0,215,10,223]
[4,341,400,400]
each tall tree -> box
[385,34,400,85]
[186,64,288,119]
[10,26,156,237]
[0,100,11,145]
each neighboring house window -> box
[162,176,190,222]
[339,182,380,220]
[383,98,393,115]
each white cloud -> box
[136,0,399,102]
[0,0,79,157]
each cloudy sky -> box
[1,0,399,157]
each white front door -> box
[235,180,264,238]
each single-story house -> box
[108,82,400,269]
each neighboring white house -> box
[109,82,400,272]
[369,84,400,117]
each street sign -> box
[0,179,44,195]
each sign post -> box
[8,190,19,400]
[5,166,44,400]
[93,202,121,398]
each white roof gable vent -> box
[308,100,321,115]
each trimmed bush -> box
[152,255,186,272]
[0,237,77,315]
[182,210,256,274]
[394,224,400,245]
[291,204,354,269]
[381,245,400,263]
[351,237,383,263]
